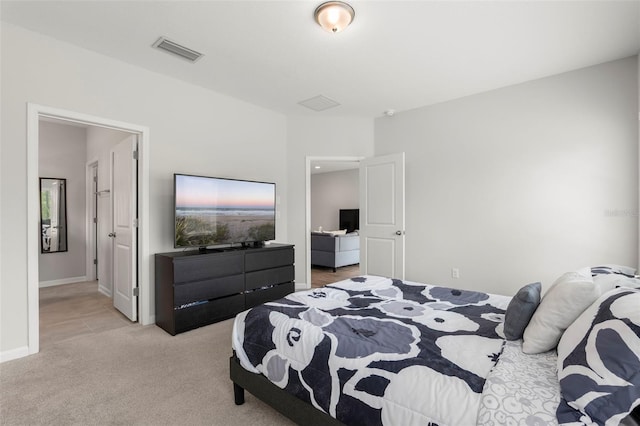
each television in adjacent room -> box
[174,173,276,249]
[339,209,359,233]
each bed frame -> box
[230,353,343,425]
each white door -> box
[359,152,405,279]
[111,135,138,321]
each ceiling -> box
[2,1,639,118]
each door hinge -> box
[133,150,139,160]
[133,218,139,227]
[133,288,139,297]
[93,259,97,265]
[93,176,98,182]
[93,217,97,224]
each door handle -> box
[108,232,116,238]
[395,230,404,236]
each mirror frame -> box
[40,177,68,254]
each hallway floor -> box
[39,281,133,348]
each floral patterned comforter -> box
[232,275,511,426]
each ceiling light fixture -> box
[314,1,355,33]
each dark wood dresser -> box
[155,243,294,335]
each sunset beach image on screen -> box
[174,174,275,247]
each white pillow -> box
[522,270,598,354]
[594,274,640,294]
[328,229,347,236]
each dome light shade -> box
[314,1,355,33]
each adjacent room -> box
[1,1,638,425]
[310,159,361,286]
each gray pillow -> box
[504,282,542,340]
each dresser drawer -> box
[174,274,244,307]
[245,265,294,291]
[245,282,294,308]
[174,294,245,334]
[172,252,243,283]
[245,247,294,272]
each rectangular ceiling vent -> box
[298,95,341,112]
[152,37,203,63]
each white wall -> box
[375,56,639,296]
[1,23,288,355]
[86,126,132,296]
[38,121,87,284]
[311,169,359,231]
[286,117,374,286]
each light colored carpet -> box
[0,319,294,425]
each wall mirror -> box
[40,177,68,253]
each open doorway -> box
[305,156,363,288]
[26,104,150,356]
[37,119,138,347]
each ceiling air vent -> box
[298,95,341,112]
[152,37,203,63]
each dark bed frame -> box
[230,353,343,425]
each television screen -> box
[339,209,359,233]
[174,174,276,248]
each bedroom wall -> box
[286,117,374,287]
[38,121,87,285]
[311,169,359,232]
[1,23,288,356]
[375,56,639,297]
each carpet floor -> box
[0,319,294,425]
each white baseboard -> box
[39,276,88,288]
[98,285,112,298]
[295,282,310,291]
[0,346,30,363]
[144,315,156,326]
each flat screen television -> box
[339,209,359,233]
[174,173,276,249]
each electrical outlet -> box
[451,268,460,279]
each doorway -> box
[305,156,363,289]
[26,103,150,356]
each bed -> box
[230,270,640,425]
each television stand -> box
[155,243,294,335]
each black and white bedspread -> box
[232,275,511,426]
